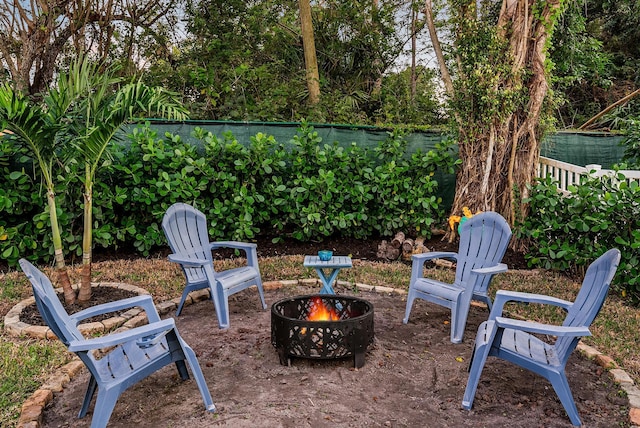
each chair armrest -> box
[489,290,573,320]
[471,263,508,276]
[410,252,458,283]
[68,319,177,352]
[411,251,458,264]
[495,316,591,337]
[210,241,257,251]
[167,253,209,267]
[210,241,260,268]
[70,295,161,324]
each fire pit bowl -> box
[271,294,374,368]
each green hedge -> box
[0,122,456,266]
[517,172,640,300]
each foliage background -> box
[0,122,455,264]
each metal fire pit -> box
[271,294,374,368]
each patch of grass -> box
[0,275,25,301]
[1,257,640,427]
[0,333,69,426]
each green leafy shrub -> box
[621,118,640,168]
[0,122,452,266]
[106,125,210,255]
[280,124,374,240]
[0,139,83,265]
[198,129,289,241]
[368,129,444,237]
[518,171,640,300]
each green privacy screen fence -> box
[136,120,626,168]
[129,120,459,207]
[127,120,628,209]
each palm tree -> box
[62,57,188,302]
[0,84,76,303]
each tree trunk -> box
[47,189,75,304]
[299,0,321,105]
[391,231,405,248]
[444,0,561,233]
[410,6,417,100]
[77,179,93,303]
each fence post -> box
[585,164,603,177]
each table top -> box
[304,255,353,268]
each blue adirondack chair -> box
[462,248,621,426]
[162,202,267,329]
[19,259,215,428]
[402,211,512,343]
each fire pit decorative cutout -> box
[271,294,374,368]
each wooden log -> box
[402,238,414,253]
[377,240,389,259]
[413,236,428,254]
[435,259,455,269]
[385,247,401,260]
[390,232,405,248]
[401,238,414,261]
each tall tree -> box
[299,0,321,105]
[61,57,187,302]
[146,0,408,123]
[425,0,565,230]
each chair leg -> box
[548,371,582,426]
[484,296,492,312]
[91,388,120,428]
[255,278,267,310]
[175,360,190,381]
[450,301,464,344]
[462,321,497,410]
[79,374,98,418]
[209,284,229,329]
[180,340,217,412]
[451,292,473,343]
[473,292,492,311]
[402,289,416,324]
[175,289,190,316]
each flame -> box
[307,296,339,321]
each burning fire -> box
[307,296,340,321]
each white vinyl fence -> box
[538,156,640,194]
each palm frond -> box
[0,83,58,185]
[73,79,187,179]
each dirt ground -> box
[40,281,629,428]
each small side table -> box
[303,255,352,295]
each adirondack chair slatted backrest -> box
[19,260,136,383]
[163,203,213,284]
[20,260,118,383]
[163,202,267,326]
[556,248,621,360]
[455,213,512,296]
[20,260,84,347]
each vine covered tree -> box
[425,0,566,230]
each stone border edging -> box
[4,282,152,340]
[11,278,640,428]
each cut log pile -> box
[377,232,429,261]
